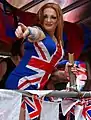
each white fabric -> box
[74,105,85,120]
[26,90,53,97]
[0,90,22,120]
[61,99,85,120]
[40,101,59,120]
[61,99,80,116]
[76,74,87,91]
[25,105,31,120]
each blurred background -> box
[6,0,91,27]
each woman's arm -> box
[15,23,45,42]
[27,26,45,42]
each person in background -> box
[0,39,24,88]
[5,3,64,90]
[46,60,87,91]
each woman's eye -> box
[43,15,57,20]
[43,15,48,18]
[51,16,57,19]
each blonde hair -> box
[37,3,64,46]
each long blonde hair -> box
[37,3,64,46]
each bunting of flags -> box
[61,98,91,120]
[22,95,42,120]
[1,90,91,120]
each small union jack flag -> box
[22,95,42,120]
[82,104,91,120]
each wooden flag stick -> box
[68,53,77,90]
[68,53,74,65]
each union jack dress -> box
[5,33,64,90]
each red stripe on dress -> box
[18,77,41,89]
[34,42,47,60]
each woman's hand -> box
[15,23,29,39]
[65,62,78,78]
[65,62,87,78]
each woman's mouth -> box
[45,24,52,26]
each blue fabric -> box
[58,59,85,66]
[5,33,59,89]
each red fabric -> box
[64,21,84,60]
[0,7,37,45]
[14,9,37,26]
[0,8,14,45]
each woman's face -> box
[43,8,58,34]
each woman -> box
[0,40,24,88]
[5,3,64,90]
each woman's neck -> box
[48,31,54,38]
[52,35,57,43]
[48,31,57,43]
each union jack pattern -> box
[18,41,63,90]
[65,99,91,120]
[82,100,91,120]
[22,95,42,120]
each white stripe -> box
[34,44,43,59]
[38,42,51,61]
[27,56,50,64]
[26,65,45,84]
[18,75,44,90]
[61,46,64,59]
[18,77,31,90]
[26,64,45,74]
[25,97,40,119]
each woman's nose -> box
[47,17,51,22]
